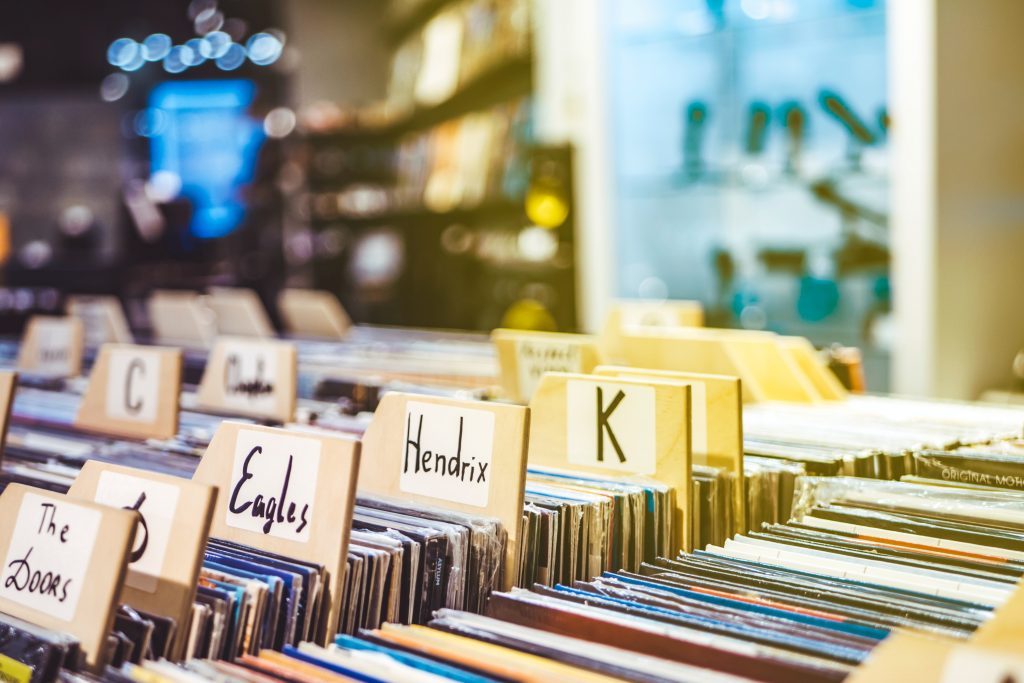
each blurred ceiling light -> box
[19,241,52,270]
[351,230,403,287]
[517,226,559,262]
[133,108,168,137]
[0,44,22,82]
[59,205,95,237]
[215,43,246,71]
[194,8,224,35]
[107,38,138,67]
[223,18,248,41]
[263,107,296,138]
[99,73,130,101]
[122,50,146,72]
[13,288,33,311]
[163,45,192,73]
[141,33,172,62]
[740,0,771,20]
[246,32,283,66]
[184,38,207,66]
[145,171,183,202]
[204,31,231,58]
[187,0,217,21]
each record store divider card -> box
[196,337,298,423]
[205,287,276,338]
[75,343,183,441]
[15,315,84,378]
[358,392,530,591]
[779,335,848,400]
[614,326,822,403]
[600,299,704,361]
[192,421,360,645]
[0,484,137,670]
[66,295,134,347]
[528,372,693,552]
[0,370,16,456]
[848,630,1024,683]
[68,461,216,661]
[595,366,745,534]
[492,329,602,403]
[277,288,351,340]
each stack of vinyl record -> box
[744,394,1024,483]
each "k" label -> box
[567,379,657,475]
[596,387,626,463]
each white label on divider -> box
[33,320,74,376]
[221,341,279,414]
[400,401,495,508]
[566,380,656,475]
[688,382,708,463]
[0,493,101,621]
[515,340,582,400]
[94,471,180,593]
[105,349,161,423]
[226,429,320,542]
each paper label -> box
[226,428,320,542]
[221,341,279,414]
[0,493,101,622]
[31,319,75,376]
[400,401,495,508]
[104,348,161,424]
[515,340,582,400]
[0,654,32,683]
[941,645,1024,683]
[93,470,180,593]
[566,380,657,475]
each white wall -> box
[891,0,1024,399]
[533,0,614,333]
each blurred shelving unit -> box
[294,0,577,332]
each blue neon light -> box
[148,80,265,239]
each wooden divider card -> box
[0,484,137,670]
[196,337,297,423]
[192,422,360,644]
[16,315,84,378]
[594,366,745,534]
[615,326,823,403]
[0,371,16,457]
[358,393,530,591]
[846,631,1024,683]
[611,299,705,329]
[147,290,217,348]
[601,300,704,362]
[277,288,352,340]
[492,329,602,403]
[66,295,133,347]
[780,336,848,401]
[206,287,275,338]
[68,461,215,661]
[528,373,693,552]
[75,343,183,440]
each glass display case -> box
[607,0,889,386]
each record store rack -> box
[0,288,1021,683]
